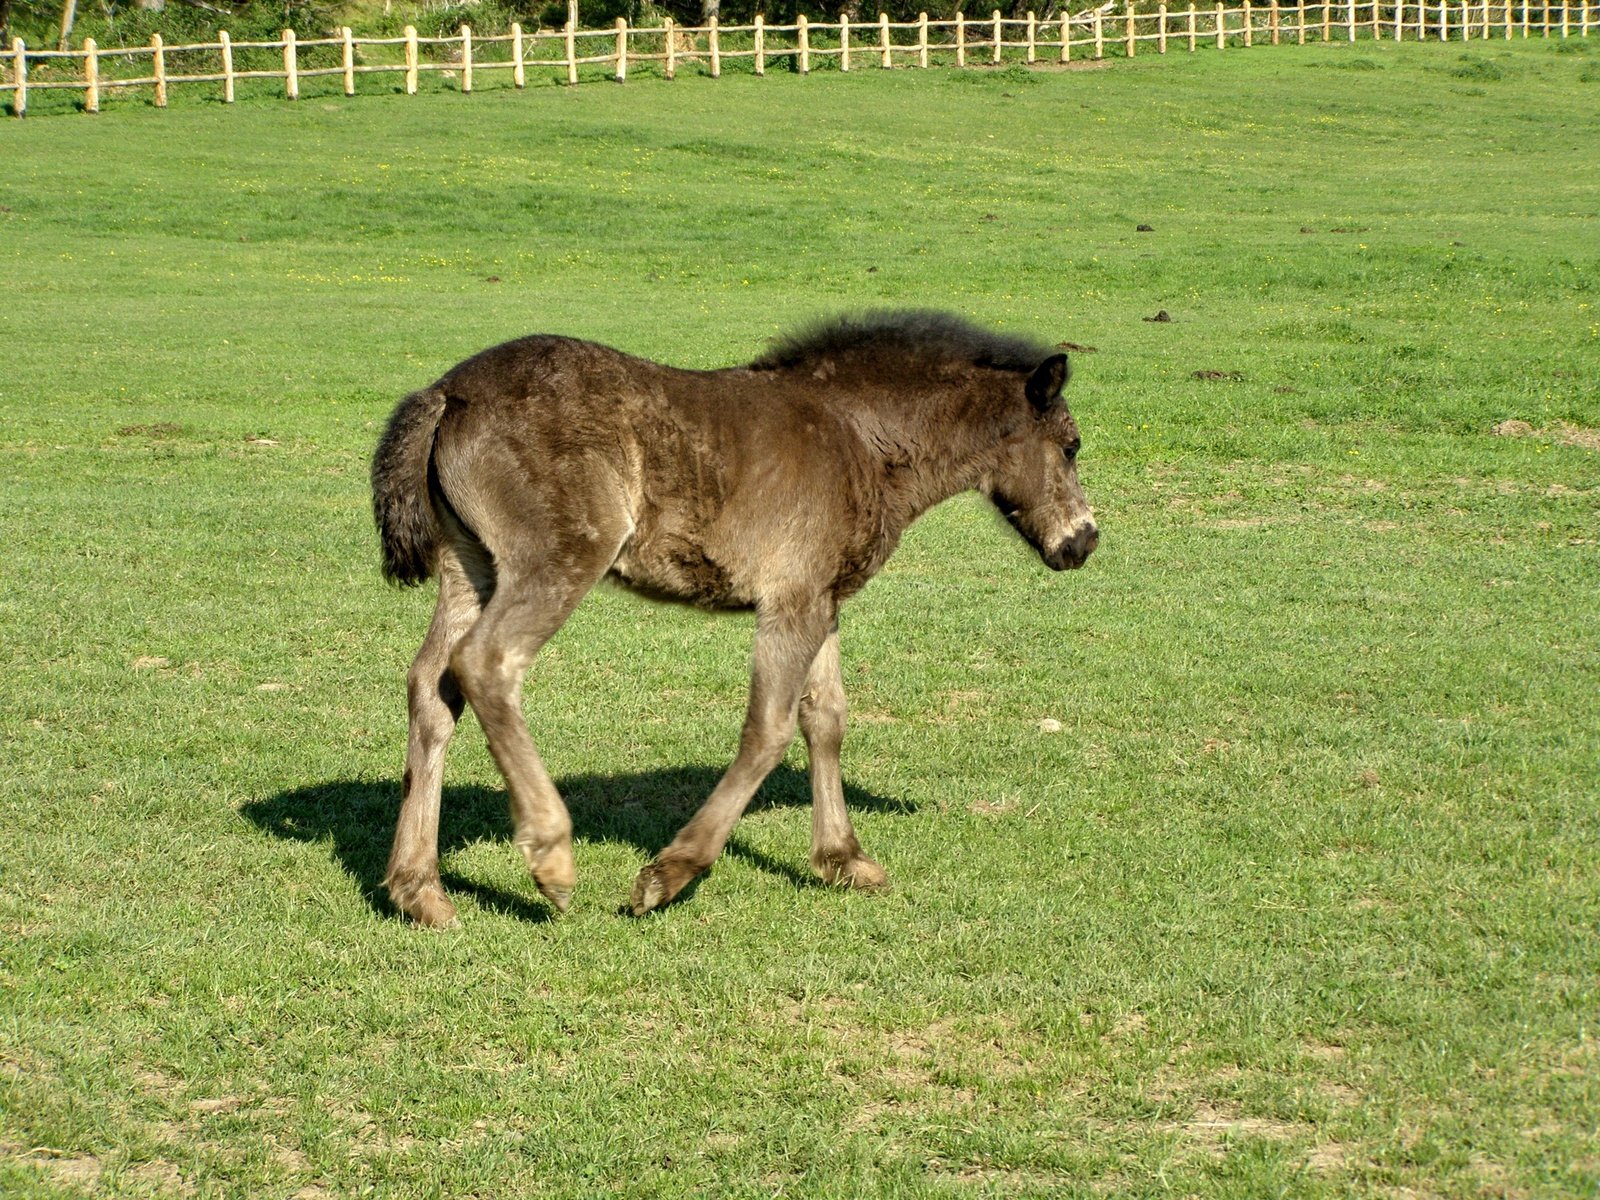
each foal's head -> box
[982,354,1098,571]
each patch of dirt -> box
[1023,58,1112,71]
[1555,422,1600,451]
[1,1144,192,1196]
[2,1144,102,1189]
[1493,419,1536,438]
[1192,369,1244,381]
[1493,419,1600,449]
[1055,341,1098,353]
[929,689,985,725]
[1143,309,1173,323]
[1164,1098,1314,1160]
[968,798,1019,816]
[189,1095,249,1116]
[1102,1012,1149,1044]
[1305,1141,1350,1172]
[117,422,183,438]
[852,708,900,725]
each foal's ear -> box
[1026,354,1070,415]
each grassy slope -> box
[2,40,1598,1198]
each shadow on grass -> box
[241,764,913,921]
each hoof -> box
[389,877,459,929]
[520,839,576,915]
[628,857,700,916]
[539,882,574,914]
[815,852,890,892]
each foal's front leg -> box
[629,600,833,915]
[800,626,888,891]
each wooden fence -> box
[3,0,1595,116]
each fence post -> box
[405,25,418,93]
[1541,0,1550,34]
[11,39,25,117]
[83,36,98,111]
[1192,4,1201,47]
[1560,0,1569,33]
[1394,1,1404,37]
[799,14,810,71]
[341,26,354,94]
[614,17,626,81]
[462,24,473,91]
[564,18,577,83]
[754,13,765,75]
[220,30,234,101]
[1270,0,1280,40]
[1439,0,1449,35]
[922,11,932,65]
[512,22,526,86]
[1346,0,1356,37]
[1159,3,1170,50]
[1126,2,1137,54]
[151,33,166,107]
[284,28,298,99]
[1217,0,1227,45]
[1094,7,1105,55]
[842,11,852,69]
[1296,0,1306,40]
[957,10,967,64]
[993,7,1004,61]
[880,12,892,66]
[1061,11,1072,60]
[1323,0,1332,39]
[1243,0,1253,44]
[708,15,720,76]
[1025,9,1036,61]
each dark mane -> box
[749,309,1054,373]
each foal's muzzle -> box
[1046,522,1099,571]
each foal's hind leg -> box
[801,626,888,891]
[386,548,490,928]
[449,559,612,915]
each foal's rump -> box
[371,337,645,595]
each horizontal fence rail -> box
[4,0,1595,115]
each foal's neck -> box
[844,374,1007,533]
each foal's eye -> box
[1063,445,1079,465]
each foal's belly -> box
[607,538,756,612]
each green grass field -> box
[3,37,1598,1198]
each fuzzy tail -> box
[371,386,449,586]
